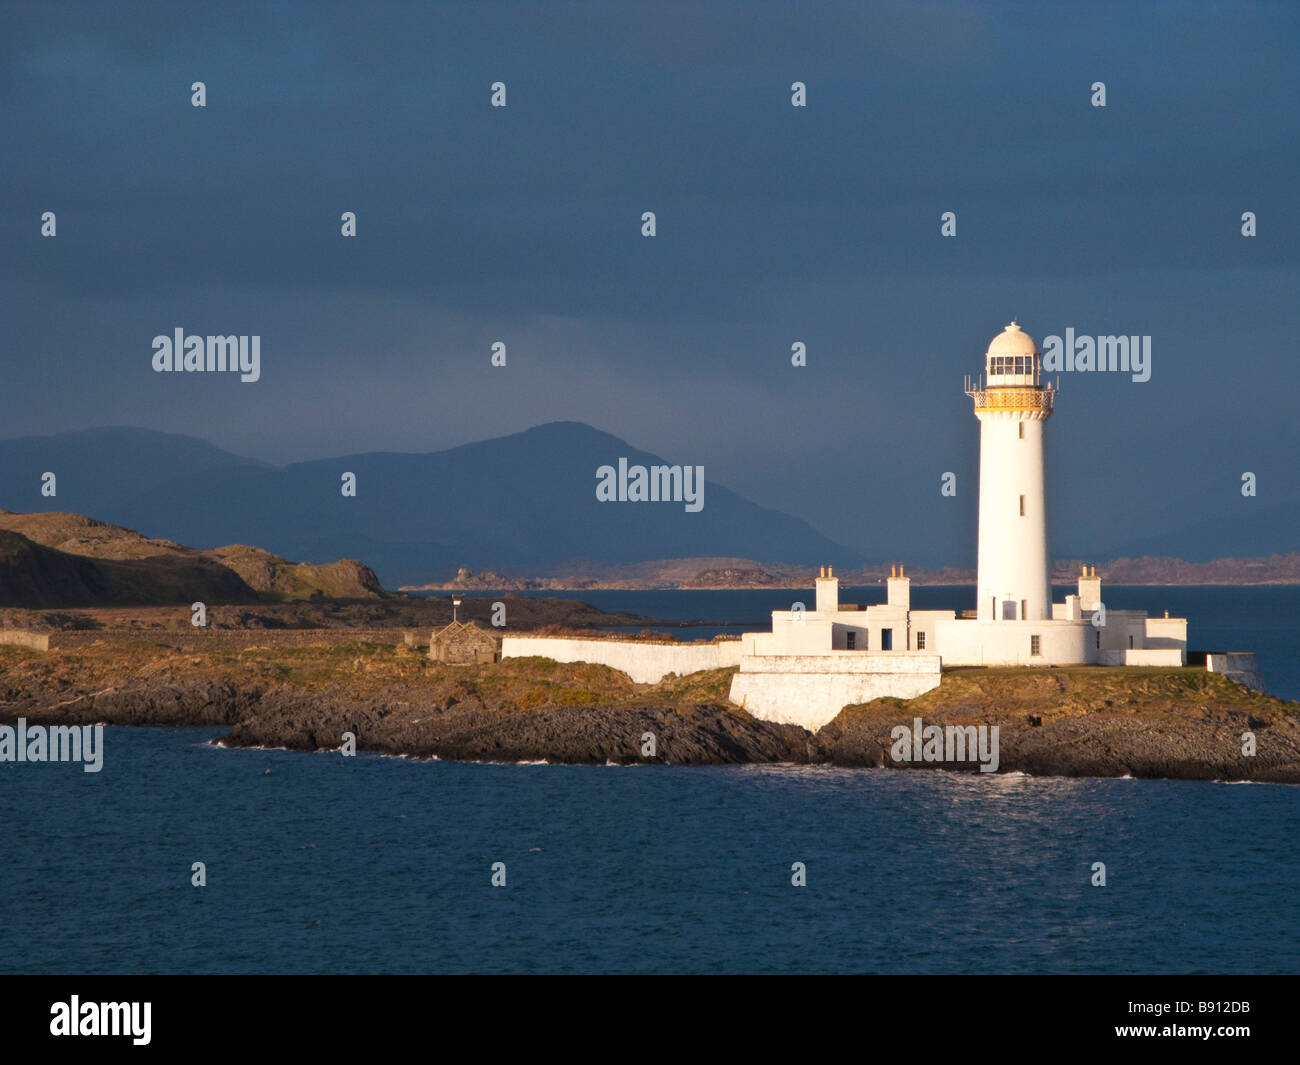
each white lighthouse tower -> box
[966,321,1054,622]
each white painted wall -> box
[1098,648,1186,666]
[1206,652,1266,693]
[1052,594,1083,621]
[1207,653,1258,673]
[500,636,741,684]
[932,617,1091,665]
[1145,616,1188,650]
[736,652,942,675]
[729,652,942,730]
[906,609,954,654]
[761,604,957,655]
[886,575,910,609]
[0,629,51,651]
[1077,575,1102,612]
[815,575,839,612]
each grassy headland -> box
[2,640,1297,780]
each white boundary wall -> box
[1207,652,1267,693]
[1098,648,1186,666]
[0,629,52,651]
[729,652,942,731]
[501,636,742,684]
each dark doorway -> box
[881,628,893,651]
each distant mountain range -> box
[0,423,1293,586]
[0,425,859,586]
[1112,504,1300,563]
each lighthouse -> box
[719,318,1192,725]
[966,322,1054,622]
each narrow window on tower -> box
[1019,422,1025,439]
[1031,635,1041,657]
[1021,599,1027,620]
[1019,494,1025,516]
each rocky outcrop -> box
[0,529,259,608]
[0,511,389,605]
[3,680,255,727]
[813,668,1300,782]
[218,686,810,765]
[4,640,1297,779]
[207,545,387,600]
[681,567,790,588]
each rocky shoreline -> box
[3,640,1298,781]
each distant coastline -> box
[401,555,1300,592]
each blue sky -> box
[2,0,1297,562]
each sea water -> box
[2,587,1296,974]
[1,732,1297,974]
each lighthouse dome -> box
[986,321,1038,356]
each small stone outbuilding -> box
[428,620,500,664]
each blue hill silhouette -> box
[0,423,861,585]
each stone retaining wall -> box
[729,652,943,731]
[0,629,51,651]
[1206,652,1267,693]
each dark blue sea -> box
[2,587,1297,974]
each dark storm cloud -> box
[1,0,1297,562]
[7,2,1295,309]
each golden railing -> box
[967,387,1054,413]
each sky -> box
[2,0,1297,563]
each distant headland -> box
[402,554,1300,592]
